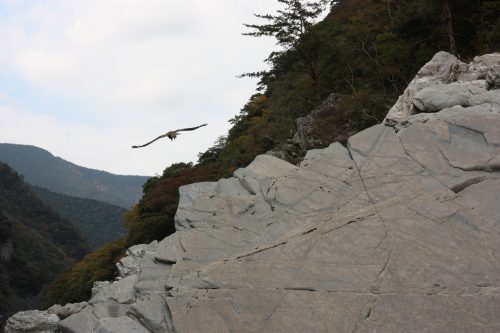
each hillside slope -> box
[0,163,89,323]
[31,186,127,250]
[0,144,148,208]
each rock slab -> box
[5,51,500,332]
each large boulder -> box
[4,310,59,333]
[5,51,500,333]
[385,51,500,125]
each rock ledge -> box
[6,52,500,333]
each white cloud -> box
[0,0,289,175]
[0,101,221,176]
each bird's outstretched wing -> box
[131,134,168,148]
[175,123,208,132]
[131,124,207,148]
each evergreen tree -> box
[242,0,332,102]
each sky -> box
[0,0,287,176]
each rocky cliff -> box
[6,51,500,332]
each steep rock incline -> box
[6,52,500,333]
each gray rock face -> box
[58,308,98,333]
[266,93,346,163]
[413,84,471,112]
[292,93,344,151]
[4,310,59,333]
[6,51,500,332]
[47,302,87,320]
[486,65,500,90]
[385,51,500,125]
[116,242,159,278]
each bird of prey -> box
[132,123,207,148]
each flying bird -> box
[132,123,207,148]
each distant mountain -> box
[0,143,149,208]
[0,162,88,321]
[31,186,127,250]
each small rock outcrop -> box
[5,311,59,333]
[266,93,346,163]
[6,51,500,332]
[292,93,345,151]
[385,51,500,125]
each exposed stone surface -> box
[90,275,138,305]
[292,93,344,151]
[266,93,347,163]
[486,65,500,90]
[116,242,159,278]
[412,84,472,112]
[6,51,500,332]
[58,308,98,333]
[47,302,87,320]
[4,310,59,333]
[385,51,500,125]
[128,294,173,333]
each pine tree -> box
[242,0,332,102]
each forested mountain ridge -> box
[0,163,89,323]
[0,143,148,209]
[31,186,127,250]
[46,0,500,306]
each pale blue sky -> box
[0,1,326,176]
[0,74,97,124]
